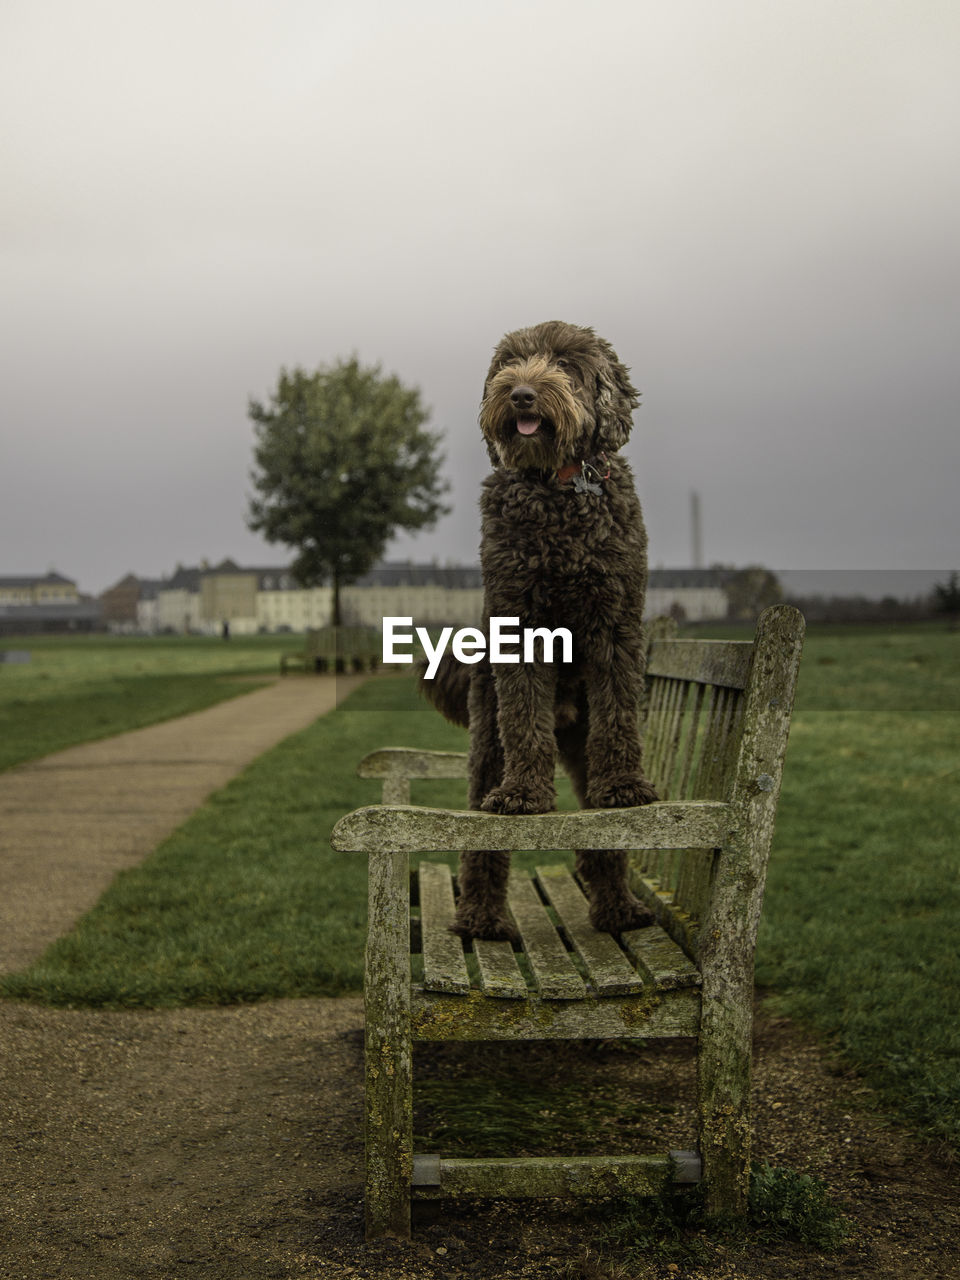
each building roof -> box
[0,572,77,589]
[161,562,289,591]
[354,561,484,589]
[164,566,203,591]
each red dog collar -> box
[557,453,610,490]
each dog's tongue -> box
[517,417,540,435]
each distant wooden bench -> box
[331,605,805,1237]
[280,625,381,675]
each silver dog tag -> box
[573,471,602,495]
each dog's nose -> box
[510,385,537,409]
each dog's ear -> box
[593,339,639,453]
[481,346,508,466]
[481,428,501,467]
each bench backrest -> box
[634,609,804,955]
[643,630,751,803]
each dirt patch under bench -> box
[1,994,957,1280]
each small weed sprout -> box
[748,1162,851,1248]
[578,1163,849,1272]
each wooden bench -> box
[331,604,804,1237]
[280,624,381,675]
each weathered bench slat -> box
[472,938,528,999]
[665,677,693,796]
[647,671,668,731]
[418,863,470,993]
[691,685,719,797]
[703,686,740,798]
[675,681,706,799]
[651,676,683,788]
[644,676,667,776]
[411,985,701,1041]
[711,687,736,795]
[718,686,738,788]
[621,924,701,989]
[411,1152,700,1198]
[674,846,716,929]
[646,639,752,688]
[332,800,730,854]
[721,690,746,793]
[535,867,644,996]
[645,677,671,792]
[632,873,701,959]
[505,874,586,1000]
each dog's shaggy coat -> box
[423,321,657,941]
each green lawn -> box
[754,623,960,1145]
[0,633,305,771]
[0,675,477,1006]
[2,623,958,1150]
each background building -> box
[116,560,733,635]
[0,572,100,635]
[645,569,731,623]
[99,573,165,631]
[0,572,79,607]
[154,565,203,633]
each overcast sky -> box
[3,0,958,595]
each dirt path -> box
[0,675,362,972]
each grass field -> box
[0,633,305,771]
[1,622,958,1151]
[753,627,960,1146]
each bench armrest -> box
[357,748,470,780]
[331,800,730,854]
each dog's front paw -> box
[481,783,556,815]
[589,893,656,936]
[449,912,520,945]
[587,774,658,809]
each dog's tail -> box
[418,652,471,728]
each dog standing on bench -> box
[423,320,658,942]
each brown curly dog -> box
[423,320,657,942]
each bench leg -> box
[364,848,413,1238]
[697,974,753,1217]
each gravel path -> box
[0,675,362,972]
[2,998,958,1280]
